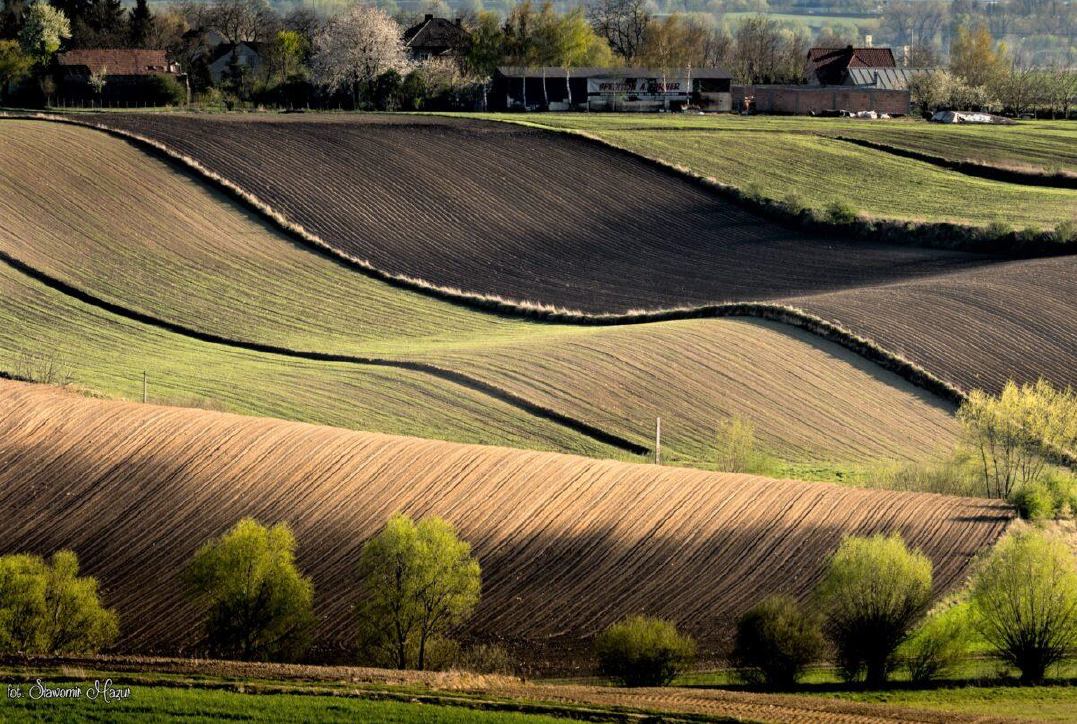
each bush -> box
[0,551,118,654]
[715,416,770,474]
[183,518,315,661]
[1010,482,1056,520]
[823,200,859,225]
[983,220,1014,243]
[971,529,1077,684]
[1017,225,1043,243]
[815,534,933,685]
[455,643,515,674]
[1055,220,1077,244]
[595,616,696,687]
[730,595,823,688]
[137,75,187,106]
[356,514,481,671]
[780,194,806,215]
[898,603,973,682]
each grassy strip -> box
[0,247,647,455]
[498,117,1074,254]
[835,135,1077,189]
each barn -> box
[490,67,733,112]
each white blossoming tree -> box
[312,4,410,106]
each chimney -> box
[424,13,433,20]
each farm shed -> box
[808,46,896,86]
[55,48,184,104]
[845,67,942,91]
[733,85,910,116]
[490,67,733,112]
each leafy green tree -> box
[959,379,1077,499]
[268,29,306,81]
[815,534,933,685]
[18,1,69,65]
[715,415,768,473]
[355,513,480,671]
[949,22,1009,89]
[730,595,824,688]
[184,518,315,661]
[595,615,696,687]
[0,551,118,654]
[0,38,32,101]
[971,529,1077,684]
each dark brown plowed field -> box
[70,112,1077,395]
[789,255,1077,392]
[79,113,993,312]
[0,381,1012,661]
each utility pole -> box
[142,371,147,404]
[655,417,661,466]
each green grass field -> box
[464,114,1077,228]
[0,683,574,724]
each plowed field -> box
[0,381,1013,659]
[70,113,992,313]
[0,120,960,466]
[51,113,1075,395]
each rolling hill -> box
[45,112,1073,397]
[0,119,960,466]
[0,381,1014,660]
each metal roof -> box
[846,67,941,90]
[496,66,732,79]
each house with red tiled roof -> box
[807,45,896,86]
[57,49,179,79]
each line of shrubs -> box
[596,530,1077,689]
[3,520,1076,689]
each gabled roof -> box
[809,46,896,85]
[208,42,265,66]
[403,15,469,50]
[847,67,940,90]
[57,49,170,76]
[496,66,732,79]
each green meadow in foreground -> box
[0,684,573,724]
[467,113,1077,228]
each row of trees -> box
[600,530,1077,689]
[5,515,1075,689]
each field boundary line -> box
[834,135,1077,189]
[0,113,982,404]
[0,247,648,455]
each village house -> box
[491,67,733,112]
[206,42,265,84]
[55,48,183,103]
[403,14,470,61]
[807,46,896,86]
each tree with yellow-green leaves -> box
[958,379,1077,499]
[355,513,480,671]
[949,22,1009,90]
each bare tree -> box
[206,0,277,46]
[586,0,650,60]
[731,15,808,85]
[312,3,410,106]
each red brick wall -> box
[732,86,910,115]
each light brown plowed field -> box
[0,381,1012,661]
[0,120,960,465]
[52,113,1077,395]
